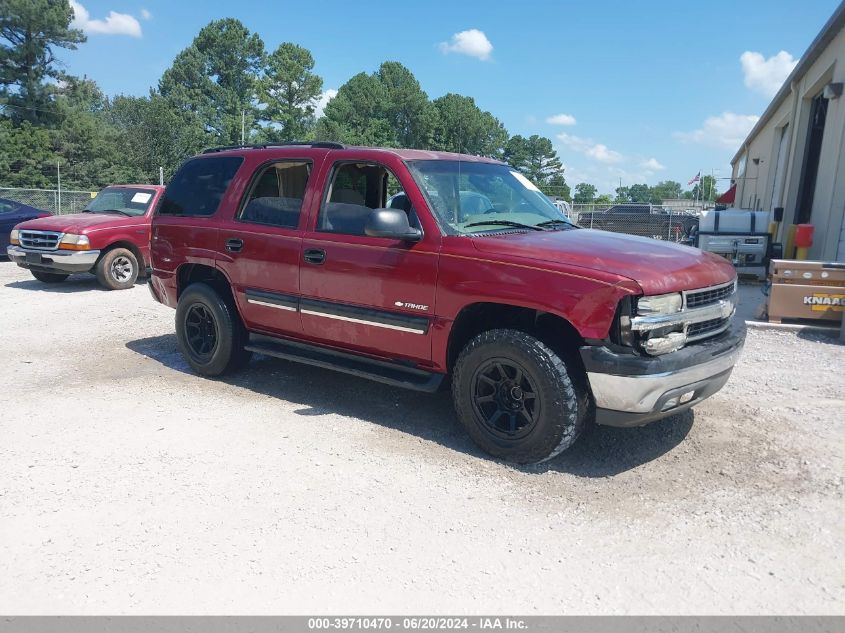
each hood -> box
[470,228,736,295]
[13,212,137,233]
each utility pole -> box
[159,166,164,186]
[241,111,245,146]
[57,160,61,215]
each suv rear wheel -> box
[452,329,588,463]
[95,247,138,290]
[176,283,252,376]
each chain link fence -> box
[565,204,699,242]
[0,187,96,215]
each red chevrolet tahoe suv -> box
[7,184,164,290]
[149,143,745,463]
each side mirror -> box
[364,208,422,242]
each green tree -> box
[259,42,322,142]
[541,171,570,201]
[614,186,630,202]
[595,194,614,205]
[573,182,597,204]
[0,117,54,186]
[314,71,393,145]
[430,93,507,157]
[690,174,718,201]
[504,134,563,185]
[50,77,132,188]
[377,61,435,148]
[649,180,682,203]
[316,61,434,148]
[159,18,265,145]
[0,0,85,122]
[108,91,210,182]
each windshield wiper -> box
[92,209,132,216]
[464,220,545,232]
[536,220,576,229]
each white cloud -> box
[674,112,760,149]
[70,1,142,37]
[546,113,576,126]
[641,158,665,171]
[140,8,152,20]
[314,89,338,118]
[438,29,493,61]
[558,133,624,163]
[585,143,624,163]
[740,50,798,97]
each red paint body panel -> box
[13,184,164,265]
[150,146,737,374]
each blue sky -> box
[63,0,841,195]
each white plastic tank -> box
[699,208,770,233]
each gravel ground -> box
[0,262,843,615]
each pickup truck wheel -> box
[95,248,138,290]
[176,283,252,376]
[31,270,69,283]
[452,329,587,464]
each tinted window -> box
[159,157,243,217]
[0,199,20,214]
[318,162,415,236]
[238,161,310,228]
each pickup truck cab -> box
[7,184,164,290]
[149,143,744,463]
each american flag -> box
[688,172,701,185]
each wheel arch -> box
[98,240,146,270]
[446,302,586,373]
[176,262,235,304]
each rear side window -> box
[238,160,311,228]
[158,156,243,217]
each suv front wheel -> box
[452,329,588,464]
[176,283,252,376]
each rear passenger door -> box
[216,159,313,337]
[298,160,438,364]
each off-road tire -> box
[31,270,69,283]
[452,329,588,463]
[95,247,138,290]
[175,282,252,376]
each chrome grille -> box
[687,316,730,341]
[19,230,61,250]
[685,280,736,309]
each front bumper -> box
[580,318,746,427]
[6,245,100,273]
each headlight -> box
[9,229,19,245]
[58,234,91,250]
[636,292,682,315]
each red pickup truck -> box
[7,184,164,290]
[149,143,745,463]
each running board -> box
[245,334,445,393]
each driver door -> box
[298,160,438,364]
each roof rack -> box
[201,141,345,154]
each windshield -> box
[406,160,574,235]
[0,199,22,214]
[85,187,156,217]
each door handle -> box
[225,238,244,253]
[303,248,326,265]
